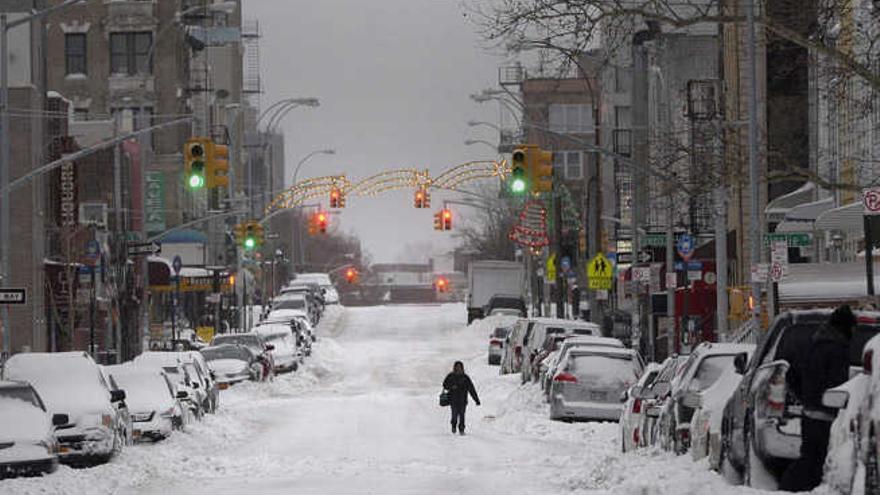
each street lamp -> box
[1,0,85,355]
[257,98,320,131]
[464,139,498,152]
[467,120,502,132]
[292,149,336,186]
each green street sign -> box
[763,233,812,247]
[643,234,666,247]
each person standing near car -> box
[780,305,856,492]
[442,361,480,435]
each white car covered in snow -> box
[689,364,748,468]
[541,336,626,398]
[822,332,880,494]
[620,362,662,452]
[253,323,302,373]
[548,346,643,422]
[0,381,62,478]
[1,352,129,466]
[653,342,754,455]
[105,366,185,442]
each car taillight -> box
[632,398,642,414]
[767,370,786,413]
[554,372,577,383]
[633,427,640,445]
[865,349,874,374]
[680,428,690,446]
[490,339,502,346]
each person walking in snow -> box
[442,361,480,435]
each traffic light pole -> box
[554,196,565,318]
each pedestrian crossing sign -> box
[587,252,613,290]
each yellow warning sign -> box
[587,252,613,290]
[196,326,215,344]
[545,253,557,281]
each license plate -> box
[590,391,607,401]
[57,446,69,454]
[218,383,229,390]
[132,430,141,439]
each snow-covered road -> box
[1,304,804,494]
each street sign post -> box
[864,188,880,295]
[587,252,613,290]
[763,233,812,247]
[127,241,161,257]
[676,234,695,261]
[0,288,26,305]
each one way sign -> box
[127,241,162,257]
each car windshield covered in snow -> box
[0,383,44,409]
[202,345,253,362]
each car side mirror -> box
[52,413,69,426]
[176,391,189,399]
[619,390,629,403]
[734,352,748,374]
[110,389,126,403]
[265,344,275,351]
[645,405,661,418]
[191,382,200,389]
[822,388,850,409]
[682,390,701,409]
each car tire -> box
[866,426,880,495]
[621,429,627,453]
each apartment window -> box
[548,104,595,134]
[614,106,633,156]
[73,108,89,121]
[552,151,583,180]
[65,33,87,75]
[110,32,152,75]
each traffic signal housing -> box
[316,211,329,234]
[345,267,359,284]
[530,147,554,192]
[510,148,528,195]
[435,276,449,293]
[330,188,345,208]
[433,210,443,230]
[235,221,264,251]
[414,187,430,209]
[184,137,210,190]
[207,142,229,188]
[442,208,452,231]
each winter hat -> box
[830,305,857,330]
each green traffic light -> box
[188,174,204,189]
[510,167,527,194]
[244,237,256,250]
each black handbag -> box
[439,390,450,407]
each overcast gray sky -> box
[243,0,505,262]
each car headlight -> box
[160,407,176,418]
[101,414,113,427]
[132,412,155,422]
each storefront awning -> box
[814,201,863,233]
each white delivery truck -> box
[467,261,526,324]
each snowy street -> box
[0,303,796,495]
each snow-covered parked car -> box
[821,331,880,494]
[1,352,129,466]
[253,323,301,373]
[642,356,689,447]
[105,366,185,441]
[720,309,880,488]
[620,362,662,452]
[653,342,754,455]
[548,346,643,422]
[132,351,219,415]
[520,318,601,384]
[201,344,268,387]
[132,355,205,420]
[690,364,749,469]
[541,336,626,398]
[487,325,511,365]
[499,318,529,375]
[0,381,63,478]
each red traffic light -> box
[442,209,452,220]
[435,276,449,292]
[345,267,358,283]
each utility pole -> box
[0,13,11,356]
[747,0,763,323]
[554,196,564,318]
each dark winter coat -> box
[799,325,850,416]
[443,372,480,407]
